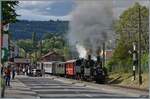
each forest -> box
[9,20,69,40]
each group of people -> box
[1,65,16,86]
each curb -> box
[109,84,149,92]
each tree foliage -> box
[115,2,149,52]
[41,33,70,59]
[32,32,37,49]
[16,39,33,53]
[2,1,19,25]
[16,33,71,61]
[9,20,69,40]
[108,3,149,73]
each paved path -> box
[4,75,39,98]
[4,75,149,99]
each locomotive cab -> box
[94,56,107,84]
[83,55,95,81]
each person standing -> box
[22,68,25,75]
[4,66,11,86]
[12,67,16,79]
[1,65,4,76]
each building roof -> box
[41,51,65,60]
[65,59,76,63]
[42,51,59,58]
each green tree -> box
[109,3,149,73]
[2,1,19,25]
[1,1,19,64]
[42,33,54,40]
[40,34,71,60]
[115,2,149,52]
[32,32,37,49]
[16,39,33,53]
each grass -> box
[107,72,149,90]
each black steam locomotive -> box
[79,55,107,83]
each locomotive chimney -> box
[96,47,101,62]
[88,54,91,60]
[86,48,92,60]
[96,47,102,68]
[97,56,100,62]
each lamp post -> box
[102,42,105,68]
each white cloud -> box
[46,7,51,10]
[18,1,54,8]
[16,1,74,21]
[16,0,149,21]
[113,0,149,18]
[16,9,71,21]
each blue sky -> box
[16,0,149,21]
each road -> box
[16,75,147,99]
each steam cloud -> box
[68,1,114,58]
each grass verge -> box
[107,72,149,90]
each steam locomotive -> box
[37,55,107,84]
[77,55,107,83]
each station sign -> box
[1,48,9,63]
[2,34,9,49]
[14,58,31,63]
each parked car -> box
[32,69,36,76]
[36,69,42,77]
[29,69,42,77]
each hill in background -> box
[9,20,69,40]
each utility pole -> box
[40,40,42,57]
[0,26,2,66]
[102,42,105,68]
[138,6,142,85]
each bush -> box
[141,53,149,72]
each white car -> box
[32,69,36,76]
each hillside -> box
[9,20,69,40]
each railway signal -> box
[132,42,137,80]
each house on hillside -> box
[105,50,113,61]
[100,49,113,61]
[40,51,65,62]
